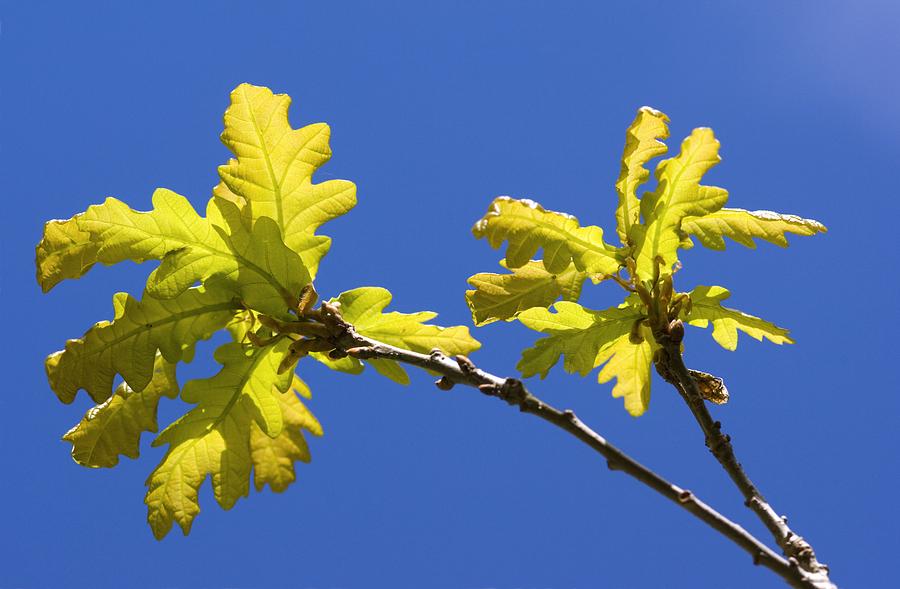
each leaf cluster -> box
[467,107,825,416]
[36,84,480,538]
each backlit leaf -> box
[684,285,793,350]
[217,83,357,277]
[473,197,622,275]
[517,299,645,379]
[329,287,481,382]
[632,128,728,280]
[595,326,657,417]
[680,208,827,250]
[71,191,309,316]
[465,260,587,326]
[614,107,670,245]
[63,356,179,468]
[181,341,294,438]
[46,285,239,404]
[250,375,323,492]
[145,340,296,539]
[35,216,99,292]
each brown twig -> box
[311,302,833,589]
[653,329,835,589]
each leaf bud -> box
[667,319,684,343]
[435,376,455,391]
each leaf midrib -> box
[501,211,618,261]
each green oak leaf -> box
[181,340,294,437]
[249,375,323,492]
[37,83,363,539]
[473,197,622,275]
[469,108,826,416]
[323,287,481,384]
[631,128,728,280]
[683,285,793,350]
[63,356,179,468]
[71,191,308,316]
[217,83,357,277]
[517,298,645,379]
[614,107,670,245]
[465,260,587,326]
[595,326,657,417]
[145,339,298,539]
[35,216,99,293]
[680,208,827,250]
[46,285,239,404]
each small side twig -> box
[321,304,831,589]
[654,329,835,589]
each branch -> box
[654,331,835,589]
[311,303,832,589]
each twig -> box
[311,303,833,589]
[654,334,835,589]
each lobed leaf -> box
[46,285,239,404]
[249,375,322,492]
[680,208,827,250]
[465,260,587,326]
[35,216,99,292]
[145,340,299,539]
[180,341,294,437]
[684,285,793,350]
[473,197,622,275]
[71,190,309,317]
[614,107,670,245]
[595,327,657,417]
[324,287,481,383]
[517,299,645,379]
[632,128,728,280]
[217,83,357,277]
[63,356,179,468]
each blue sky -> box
[2,1,898,588]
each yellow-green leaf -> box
[217,83,357,277]
[680,208,827,250]
[72,190,309,317]
[632,128,728,280]
[145,340,296,539]
[684,285,793,350]
[327,287,481,383]
[517,300,645,379]
[614,107,670,245]
[465,260,587,326]
[145,387,253,539]
[473,197,622,275]
[181,341,293,438]
[46,285,239,404]
[596,327,657,417]
[35,216,99,292]
[250,375,323,492]
[63,357,178,468]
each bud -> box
[667,319,684,343]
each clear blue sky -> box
[2,1,897,588]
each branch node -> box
[328,348,348,359]
[455,354,476,374]
[478,383,500,397]
[346,346,373,359]
[753,550,763,565]
[435,376,455,391]
[677,490,693,503]
[500,378,528,406]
